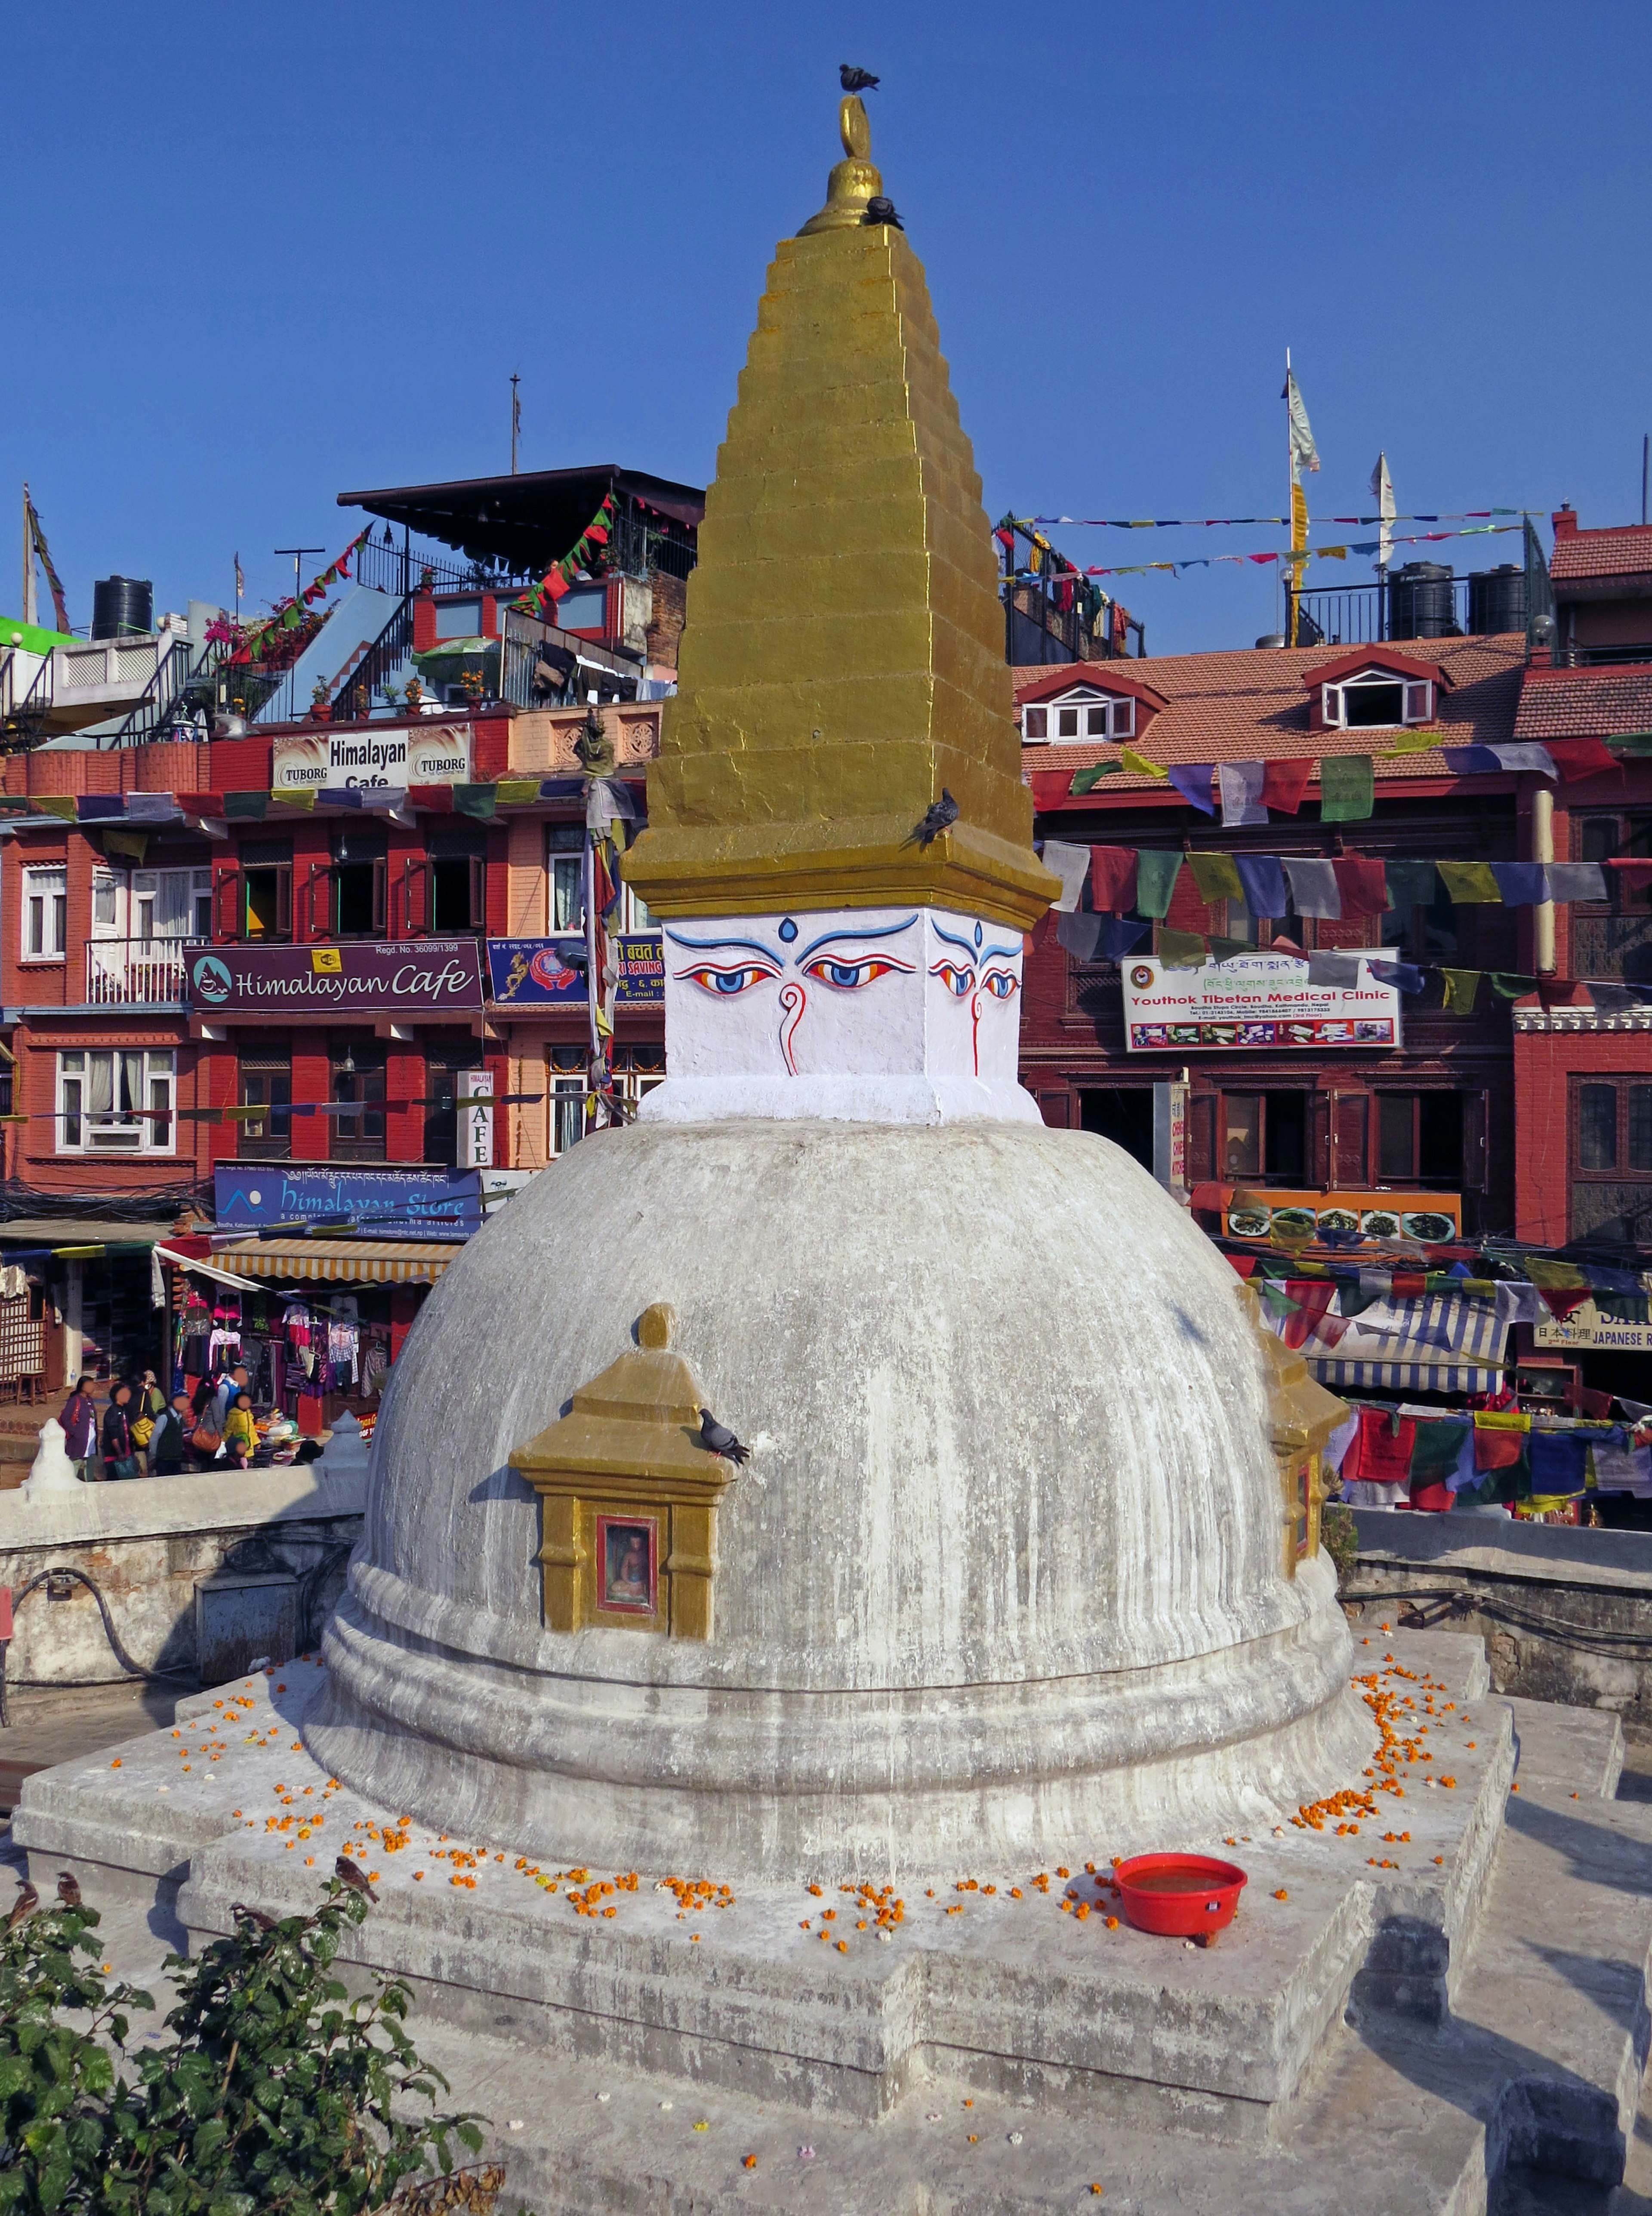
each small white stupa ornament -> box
[22,1418,82,1498]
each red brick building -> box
[0,703,663,1383]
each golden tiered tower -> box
[623,96,1058,933]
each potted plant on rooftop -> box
[308,678,332,724]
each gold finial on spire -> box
[799,95,882,234]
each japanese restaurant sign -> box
[1533,1300,1652,1353]
[271,723,472,790]
[188,939,486,1017]
[1122,952,1402,1054]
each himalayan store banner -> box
[188,940,486,1016]
[272,724,472,790]
[1122,951,1402,1054]
[215,1164,482,1241]
[485,935,664,1008]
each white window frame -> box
[548,1048,589,1158]
[55,1048,176,1156]
[133,867,214,942]
[22,865,68,961]
[546,827,585,934]
[1321,671,1433,730]
[1022,689,1134,744]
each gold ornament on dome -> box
[623,91,1058,933]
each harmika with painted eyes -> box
[663,909,1022,1077]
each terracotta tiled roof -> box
[1513,663,1652,741]
[1549,522,1652,583]
[1013,632,1525,792]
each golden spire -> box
[623,92,1057,932]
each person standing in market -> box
[58,1374,99,1481]
[221,1387,257,1471]
[131,1368,166,1475]
[100,1379,139,1482]
[148,1391,191,1478]
[212,1364,250,1436]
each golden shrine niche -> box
[1242,1285,1348,1576]
[509,1304,740,1639]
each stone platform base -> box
[12,1629,1652,2210]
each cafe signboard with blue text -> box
[187,940,487,1017]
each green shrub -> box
[1321,1500,1360,1590]
[0,1882,516,2215]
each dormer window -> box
[1022,688,1135,744]
[1321,671,1433,729]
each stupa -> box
[305,88,1370,1875]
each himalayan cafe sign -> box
[272,724,471,790]
[188,940,486,1017]
[1121,951,1403,1053]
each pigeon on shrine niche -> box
[905,788,958,848]
[839,64,880,92]
[865,195,905,231]
[698,1409,751,1467]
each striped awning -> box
[206,1238,455,1286]
[1289,1291,1510,1396]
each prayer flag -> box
[1332,855,1388,918]
[1439,968,1481,1014]
[455,784,499,820]
[1489,972,1536,998]
[29,795,77,820]
[1384,729,1445,755]
[1437,861,1501,904]
[1486,743,1559,777]
[1167,764,1217,814]
[1040,839,1091,913]
[1089,846,1138,914]
[1369,958,1424,993]
[1545,738,1621,782]
[1218,761,1268,825]
[1260,758,1313,814]
[1489,863,1547,906]
[224,791,269,820]
[1134,850,1184,918]
[1208,935,1252,962]
[76,795,126,819]
[1440,746,1504,776]
[1319,754,1375,822]
[1542,861,1608,903]
[1119,749,1168,780]
[1097,916,1149,962]
[1307,952,1362,985]
[271,786,317,811]
[1234,853,1288,918]
[1055,911,1103,961]
[102,829,148,862]
[1187,851,1244,904]
[1383,859,1439,911]
[1159,929,1207,968]
[496,779,542,806]
[1608,858,1652,897]
[1030,771,1076,812]
[1371,452,1395,576]
[1069,761,1119,795]
[124,791,179,821]
[1282,857,1341,918]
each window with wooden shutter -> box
[1332,1092,1368,1184]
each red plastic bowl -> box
[1113,1854,1247,1937]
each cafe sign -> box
[188,939,486,1017]
[1533,1300,1652,1353]
[1122,952,1402,1054]
[272,723,472,790]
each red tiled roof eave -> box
[1512,662,1652,743]
[1549,523,1652,583]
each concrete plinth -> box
[16,1626,1652,2209]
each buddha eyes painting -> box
[599,1516,657,1614]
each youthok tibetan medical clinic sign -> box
[271,724,472,790]
[485,935,664,1007]
[188,940,486,1017]
[1122,952,1402,1054]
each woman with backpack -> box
[101,1380,140,1482]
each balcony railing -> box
[85,939,190,1007]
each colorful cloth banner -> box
[1187,851,1244,904]
[1319,755,1374,823]
[1437,861,1501,904]
[1260,759,1314,814]
[1281,857,1340,918]
[1134,849,1183,918]
[1234,853,1288,918]
[1167,764,1216,813]
[1089,846,1138,914]
[1219,760,1268,826]
[1332,855,1388,918]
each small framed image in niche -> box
[598,1515,658,1616]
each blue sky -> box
[6,2,1649,654]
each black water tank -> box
[91,576,153,640]
[1467,564,1526,637]
[1388,561,1457,640]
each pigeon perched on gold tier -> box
[839,63,879,92]
[698,1409,750,1466]
[905,788,957,847]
